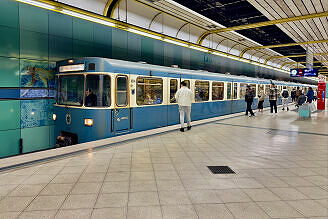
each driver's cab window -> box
[85,74,110,107]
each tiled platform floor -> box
[0,109,327,219]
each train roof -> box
[57,57,316,87]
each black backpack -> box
[282,90,289,98]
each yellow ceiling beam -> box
[241,39,328,58]
[280,61,322,69]
[264,53,328,64]
[197,11,328,45]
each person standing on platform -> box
[281,86,289,111]
[245,85,255,117]
[306,87,314,103]
[269,83,278,114]
[313,89,317,101]
[257,86,265,113]
[295,87,302,102]
[291,88,296,102]
[175,81,193,132]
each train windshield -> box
[58,75,84,106]
[57,74,111,107]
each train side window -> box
[233,83,238,99]
[250,84,257,97]
[116,76,128,107]
[181,80,190,88]
[195,80,209,102]
[227,82,232,100]
[170,79,178,103]
[240,83,248,99]
[212,82,224,100]
[136,77,163,105]
[85,74,111,107]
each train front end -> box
[53,59,112,146]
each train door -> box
[113,75,131,133]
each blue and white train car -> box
[53,57,315,144]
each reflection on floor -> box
[0,109,327,219]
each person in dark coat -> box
[291,88,296,102]
[245,85,255,117]
[306,87,314,103]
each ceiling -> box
[174,0,328,71]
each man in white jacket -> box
[175,81,193,132]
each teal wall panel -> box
[21,126,51,153]
[127,33,141,62]
[112,28,127,49]
[20,30,49,60]
[19,3,48,34]
[49,11,73,38]
[0,57,20,87]
[73,18,93,42]
[0,100,20,131]
[0,26,19,58]
[0,0,18,28]
[49,36,73,61]
[141,37,154,64]
[73,40,94,58]
[0,129,20,157]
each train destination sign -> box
[59,64,85,73]
[290,68,318,77]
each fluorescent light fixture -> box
[163,39,187,47]
[61,9,115,27]
[128,29,162,40]
[17,0,56,10]
[189,46,208,53]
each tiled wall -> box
[0,0,285,158]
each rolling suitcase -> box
[298,104,310,119]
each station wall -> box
[0,0,301,158]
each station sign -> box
[59,64,85,73]
[290,68,318,77]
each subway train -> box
[54,57,315,145]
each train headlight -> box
[52,114,57,121]
[84,118,93,127]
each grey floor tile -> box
[243,188,281,201]
[129,180,157,192]
[127,206,162,219]
[257,201,303,218]
[40,183,74,196]
[226,202,270,219]
[269,187,308,200]
[70,182,102,194]
[91,207,127,219]
[161,205,198,219]
[216,189,252,203]
[55,209,93,219]
[195,203,234,219]
[159,190,191,205]
[18,210,57,219]
[128,191,159,206]
[287,200,328,217]
[26,195,66,211]
[0,196,34,212]
[95,193,128,208]
[187,190,222,204]
[101,181,129,193]
[61,194,97,209]
[9,184,46,197]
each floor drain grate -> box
[207,166,235,174]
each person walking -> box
[245,85,255,117]
[269,83,278,114]
[257,86,265,113]
[306,87,314,103]
[281,86,289,111]
[175,81,193,132]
